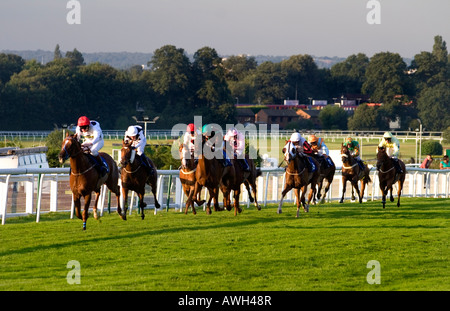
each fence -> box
[1,166,449,225]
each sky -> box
[0,0,449,58]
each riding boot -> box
[357,159,365,171]
[142,154,154,176]
[393,158,404,174]
[303,155,313,172]
[239,159,250,172]
[95,155,107,177]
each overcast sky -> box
[1,0,449,58]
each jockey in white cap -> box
[124,125,154,175]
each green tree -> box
[330,53,369,94]
[65,48,85,67]
[252,61,287,105]
[318,105,348,130]
[54,44,63,60]
[0,53,25,84]
[347,104,388,130]
[417,82,450,131]
[362,52,407,103]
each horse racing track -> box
[0,197,448,291]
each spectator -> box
[440,155,450,169]
[420,154,433,189]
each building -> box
[296,109,321,127]
[255,109,299,129]
[235,108,256,125]
[0,147,49,169]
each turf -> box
[0,197,448,291]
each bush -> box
[443,126,450,144]
[421,140,443,156]
[45,129,73,167]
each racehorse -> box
[312,154,336,204]
[179,144,205,214]
[376,146,406,209]
[59,133,121,230]
[277,142,320,217]
[119,140,160,220]
[226,155,261,216]
[340,143,371,204]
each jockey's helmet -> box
[227,127,238,136]
[308,134,318,144]
[290,132,302,142]
[187,123,195,132]
[346,136,353,143]
[383,132,393,139]
[77,116,90,127]
[202,124,212,134]
[126,125,138,137]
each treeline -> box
[0,35,449,131]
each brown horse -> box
[58,133,121,230]
[312,153,336,204]
[119,140,160,220]
[179,145,205,214]
[376,146,406,209]
[340,144,371,204]
[277,143,320,217]
[225,154,261,216]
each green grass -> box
[1,197,448,291]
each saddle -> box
[85,153,109,174]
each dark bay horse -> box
[119,140,160,220]
[312,153,336,204]
[376,146,406,209]
[340,144,371,204]
[226,155,260,216]
[59,133,121,230]
[278,143,320,217]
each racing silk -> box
[378,136,400,157]
[283,138,313,157]
[311,138,329,156]
[346,140,360,157]
[75,120,104,156]
[224,130,245,157]
[124,125,146,156]
[182,129,201,158]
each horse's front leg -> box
[73,194,82,220]
[339,177,347,203]
[233,189,241,216]
[138,192,145,220]
[92,190,101,220]
[389,186,394,202]
[379,183,387,209]
[82,193,91,230]
[120,188,128,220]
[278,185,292,214]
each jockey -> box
[75,116,108,176]
[202,124,231,167]
[124,125,154,176]
[377,131,403,174]
[283,132,315,172]
[224,127,250,171]
[345,137,365,171]
[182,123,201,161]
[308,134,332,168]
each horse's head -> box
[283,141,297,163]
[120,139,136,167]
[340,143,350,164]
[58,133,81,163]
[376,146,388,170]
[179,144,194,170]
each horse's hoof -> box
[339,200,344,204]
[155,202,161,209]
[277,209,282,214]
